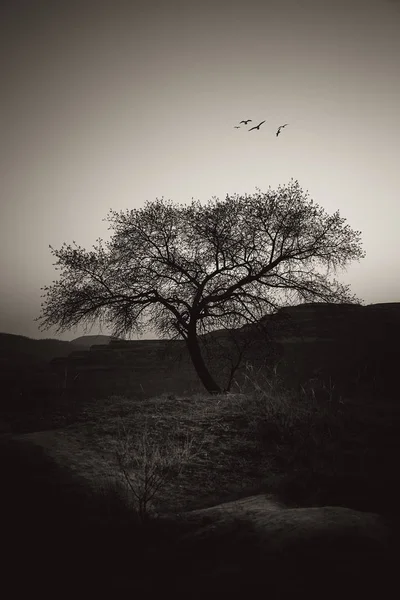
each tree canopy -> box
[37,179,365,394]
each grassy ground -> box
[1,368,399,596]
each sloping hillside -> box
[265,302,400,396]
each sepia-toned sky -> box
[1,0,399,341]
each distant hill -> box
[0,333,81,367]
[42,301,400,401]
[70,335,121,349]
[0,333,122,370]
[1,302,399,400]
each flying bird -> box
[276,124,288,137]
[240,119,252,125]
[234,126,241,129]
[249,120,266,131]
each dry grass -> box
[6,362,399,521]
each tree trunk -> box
[185,330,224,395]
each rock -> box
[164,494,397,600]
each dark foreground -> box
[1,436,398,600]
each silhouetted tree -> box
[36,180,365,394]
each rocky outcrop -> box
[164,493,397,599]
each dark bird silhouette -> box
[240,119,252,125]
[234,126,241,129]
[276,124,288,137]
[249,120,266,131]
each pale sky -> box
[1,0,399,341]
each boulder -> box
[164,494,397,599]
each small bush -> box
[114,419,200,523]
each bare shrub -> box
[114,419,200,523]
